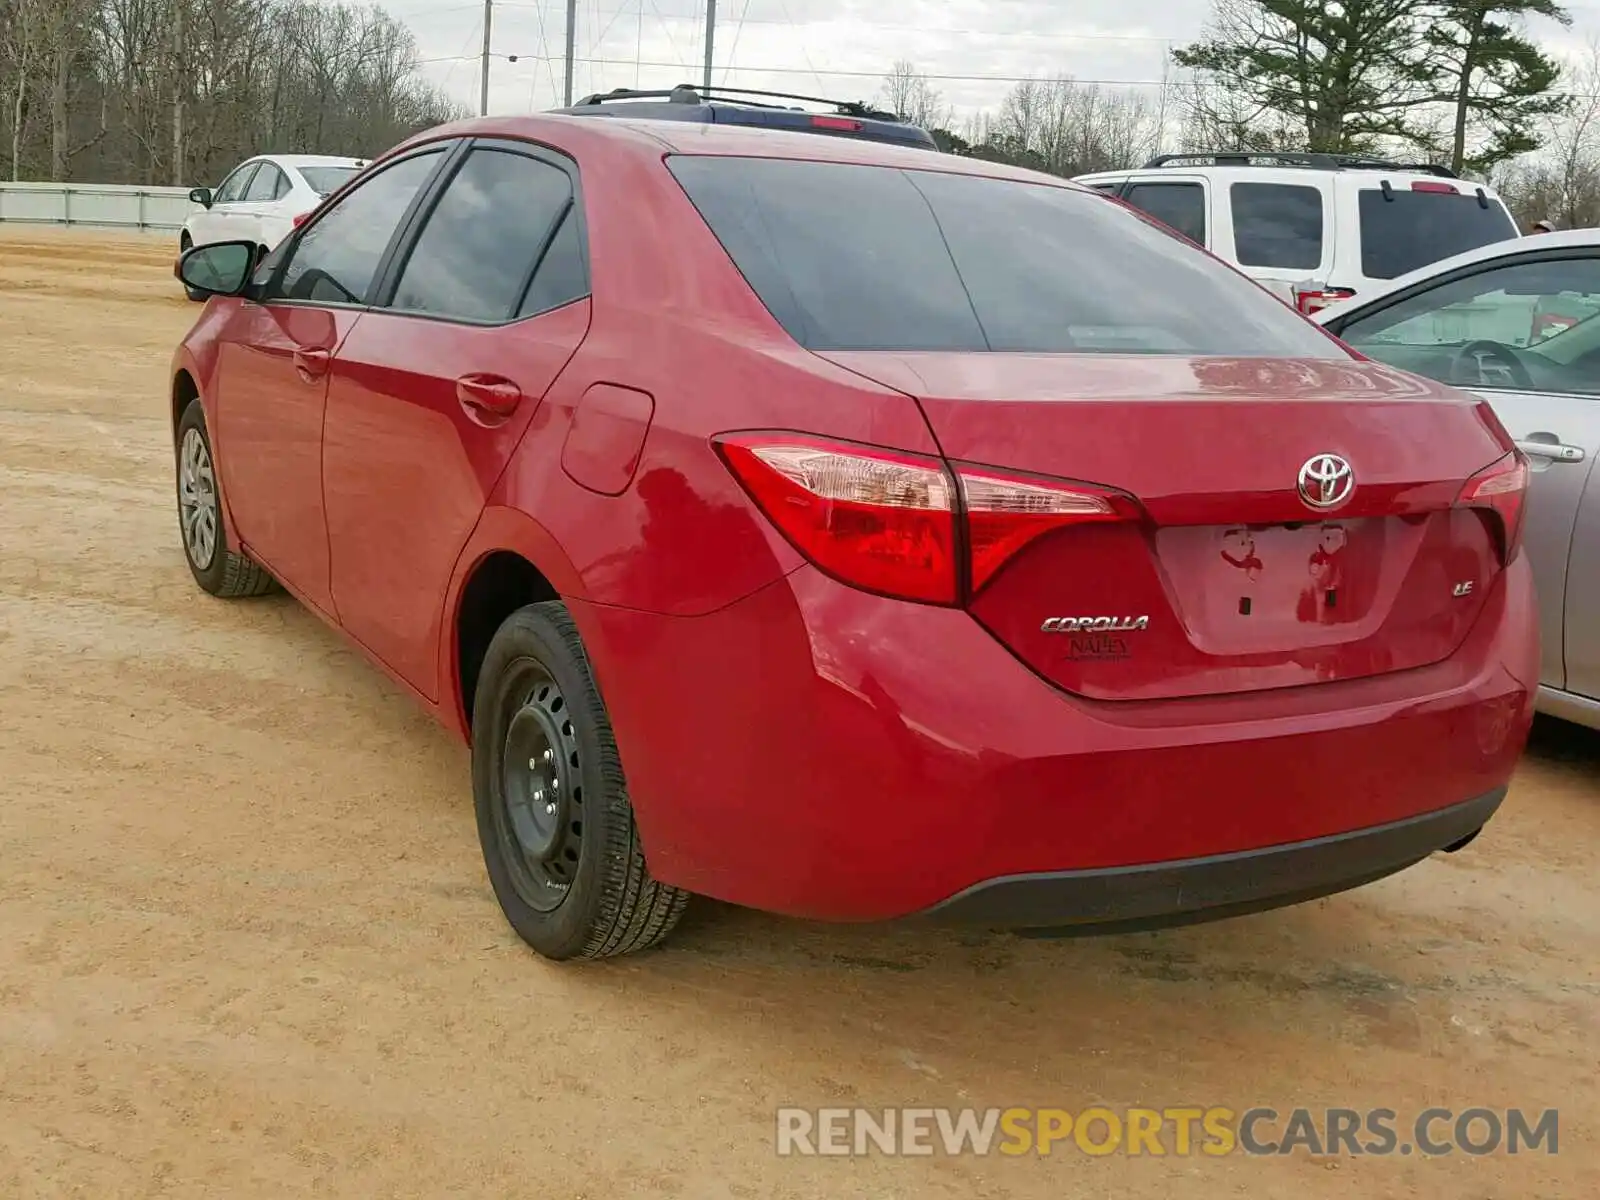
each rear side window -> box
[300,166,360,196]
[389,148,578,323]
[243,164,285,203]
[1123,182,1206,245]
[1358,190,1518,280]
[1231,183,1323,270]
[666,156,1345,358]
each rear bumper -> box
[572,552,1537,924]
[923,787,1505,932]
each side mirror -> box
[188,186,213,208]
[177,240,257,298]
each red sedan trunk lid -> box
[820,351,1514,702]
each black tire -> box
[472,602,689,960]
[179,233,205,302]
[174,398,277,598]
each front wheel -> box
[471,602,689,960]
[179,233,206,302]
[174,399,277,598]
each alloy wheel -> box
[179,426,219,570]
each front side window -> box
[1338,255,1600,395]
[389,148,580,323]
[667,156,1342,358]
[1122,182,1207,245]
[214,164,258,204]
[271,149,445,306]
[1231,182,1323,270]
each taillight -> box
[1457,451,1529,563]
[716,435,1135,604]
[959,469,1129,592]
[1411,181,1458,194]
[811,116,863,132]
[1293,285,1356,315]
[718,438,957,603]
[292,211,312,227]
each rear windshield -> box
[299,165,360,196]
[666,156,1345,358]
[1358,189,1518,280]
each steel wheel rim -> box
[179,427,219,570]
[494,660,585,913]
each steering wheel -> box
[1449,339,1532,390]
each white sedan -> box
[1313,228,1600,730]
[179,154,365,296]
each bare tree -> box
[1494,39,1600,228]
[0,0,465,184]
[879,60,949,130]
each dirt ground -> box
[0,226,1596,1199]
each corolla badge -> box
[1041,616,1150,633]
[1297,453,1355,510]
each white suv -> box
[1073,152,1521,315]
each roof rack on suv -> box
[1141,151,1459,179]
[572,84,904,123]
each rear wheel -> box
[179,232,205,302]
[472,602,689,960]
[175,399,276,598]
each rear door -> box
[320,138,592,700]
[668,155,1515,702]
[1330,248,1600,693]
[1217,177,1331,304]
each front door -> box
[321,140,592,699]
[1333,250,1600,693]
[191,161,258,247]
[1565,457,1600,702]
[213,146,451,611]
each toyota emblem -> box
[1297,453,1354,510]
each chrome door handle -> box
[1514,439,1585,463]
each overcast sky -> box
[378,0,1600,121]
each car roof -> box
[385,113,1077,188]
[1311,227,1598,322]
[1073,164,1502,190]
[264,154,366,169]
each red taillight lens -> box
[959,469,1128,592]
[1457,451,1529,563]
[292,211,312,227]
[1294,286,1356,315]
[1411,181,1458,194]
[811,116,863,131]
[717,435,1136,603]
[718,437,958,604]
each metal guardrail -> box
[0,182,200,233]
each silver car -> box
[1315,229,1600,730]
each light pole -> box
[702,0,716,93]
[480,0,493,116]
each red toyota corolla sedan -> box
[169,114,1538,961]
